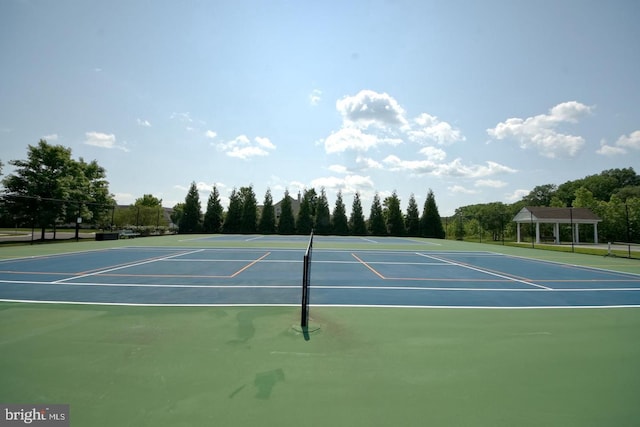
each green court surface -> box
[1,236,639,426]
[1,304,639,426]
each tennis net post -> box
[301,230,313,328]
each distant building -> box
[513,206,601,244]
[268,192,302,221]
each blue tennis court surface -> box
[1,246,639,307]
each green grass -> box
[1,304,639,426]
[1,235,639,426]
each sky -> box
[1,0,639,216]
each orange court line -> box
[351,253,386,279]
[230,252,271,278]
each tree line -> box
[171,182,447,238]
[1,141,637,244]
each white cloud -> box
[383,156,516,178]
[617,130,640,149]
[505,189,531,202]
[329,164,348,174]
[407,113,465,145]
[336,90,407,128]
[383,155,437,174]
[255,136,276,149]
[418,146,447,162]
[84,131,129,152]
[170,112,193,123]
[311,174,375,195]
[448,185,479,195]
[42,133,58,141]
[355,155,384,170]
[216,135,276,159]
[324,127,382,153]
[173,181,225,194]
[475,179,507,188]
[596,143,626,156]
[324,90,464,158]
[596,131,640,156]
[309,89,322,106]
[487,101,593,158]
[205,130,217,139]
[137,118,151,127]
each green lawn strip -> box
[1,303,639,427]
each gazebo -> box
[513,207,602,244]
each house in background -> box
[513,206,601,244]
[275,192,301,219]
[260,192,302,222]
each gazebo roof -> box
[513,207,601,223]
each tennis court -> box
[1,235,640,427]
[0,235,639,308]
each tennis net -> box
[301,230,314,328]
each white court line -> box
[416,252,552,290]
[52,249,205,284]
[3,279,639,292]
[402,238,442,246]
[1,299,639,309]
[358,237,379,244]
[162,258,299,263]
[245,236,264,241]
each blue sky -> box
[1,0,639,215]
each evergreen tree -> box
[239,185,257,233]
[384,191,405,236]
[314,188,331,235]
[180,181,202,233]
[405,194,420,237]
[203,186,223,233]
[331,190,349,235]
[368,193,387,236]
[222,188,242,233]
[296,189,315,234]
[420,189,445,238]
[277,189,296,234]
[349,192,367,235]
[258,188,276,234]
